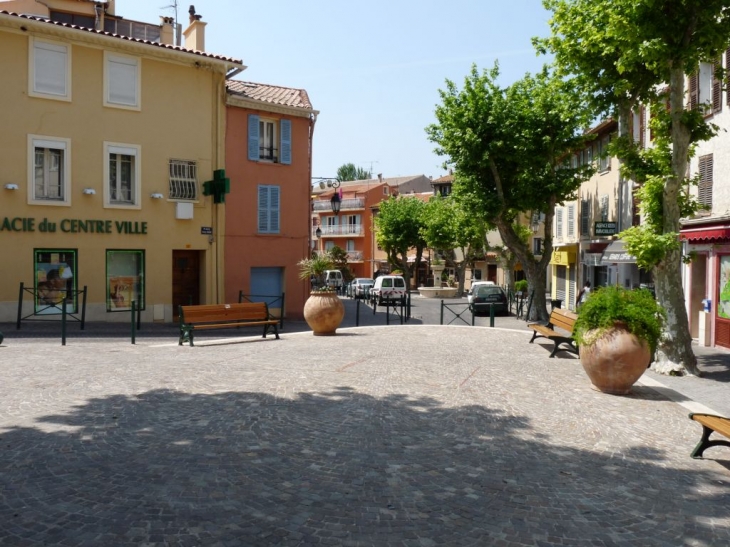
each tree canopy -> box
[427,64,593,320]
[538,0,730,375]
[336,163,372,182]
[374,196,427,285]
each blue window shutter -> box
[280,119,291,165]
[270,186,280,232]
[258,185,268,232]
[248,115,260,161]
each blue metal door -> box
[250,267,283,316]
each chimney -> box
[183,5,206,51]
[377,173,383,182]
[159,16,175,45]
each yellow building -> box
[0,0,244,323]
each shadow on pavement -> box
[1,387,729,545]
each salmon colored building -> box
[224,81,317,320]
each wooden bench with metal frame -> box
[689,413,730,458]
[528,308,579,358]
[179,302,280,347]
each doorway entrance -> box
[172,250,201,321]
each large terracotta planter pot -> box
[579,324,651,395]
[303,291,345,336]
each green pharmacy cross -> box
[203,169,230,204]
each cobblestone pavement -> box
[1,315,730,546]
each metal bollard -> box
[489,303,495,328]
[131,300,136,344]
[61,299,67,346]
[356,298,360,327]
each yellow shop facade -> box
[0,1,244,323]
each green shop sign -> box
[1,217,148,235]
[594,221,617,236]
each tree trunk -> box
[652,65,699,376]
[495,220,551,322]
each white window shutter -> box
[108,57,138,106]
[34,42,67,96]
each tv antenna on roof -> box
[160,0,181,46]
[360,161,379,177]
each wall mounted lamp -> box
[4,183,19,190]
[82,188,96,195]
[150,192,164,199]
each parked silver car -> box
[350,278,374,299]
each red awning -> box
[680,226,730,242]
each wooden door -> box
[172,250,200,320]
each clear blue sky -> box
[119,0,552,180]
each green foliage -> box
[328,245,353,282]
[514,280,528,293]
[336,163,371,182]
[421,195,487,260]
[374,196,427,270]
[297,253,333,290]
[573,286,666,353]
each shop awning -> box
[601,239,636,264]
[680,226,730,243]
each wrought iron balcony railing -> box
[313,198,364,211]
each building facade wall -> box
[224,103,312,320]
[0,15,232,323]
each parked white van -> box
[370,275,407,305]
[324,270,344,289]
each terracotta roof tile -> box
[226,80,312,110]
[432,174,453,183]
[0,10,243,65]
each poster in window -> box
[34,249,78,315]
[106,250,144,311]
[719,256,730,319]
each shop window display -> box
[34,249,77,315]
[107,250,145,312]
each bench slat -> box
[691,414,730,437]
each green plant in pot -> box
[573,286,665,394]
[514,280,528,294]
[297,253,344,336]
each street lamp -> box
[313,177,342,215]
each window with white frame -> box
[29,38,70,101]
[104,52,140,109]
[532,237,543,255]
[580,199,591,236]
[28,135,71,205]
[258,185,280,233]
[598,135,611,172]
[600,195,610,222]
[104,142,141,208]
[247,115,292,164]
[169,160,197,200]
[346,240,355,252]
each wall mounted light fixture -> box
[4,183,19,190]
[82,188,96,195]
[150,192,164,199]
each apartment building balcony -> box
[318,224,364,237]
[314,250,364,262]
[313,198,365,212]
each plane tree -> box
[374,196,427,288]
[427,65,593,321]
[420,195,488,296]
[536,0,730,375]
